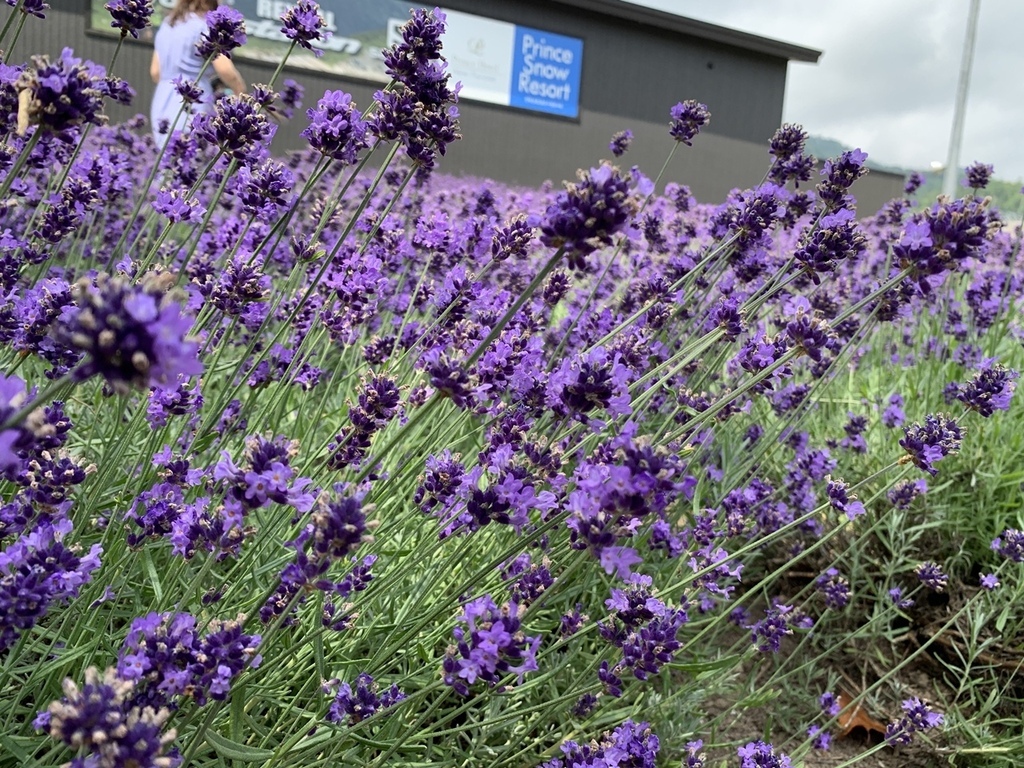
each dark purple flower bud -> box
[887,478,926,509]
[196,6,247,60]
[540,163,644,269]
[104,0,153,38]
[609,128,633,156]
[963,161,994,191]
[543,269,572,305]
[18,0,49,18]
[669,99,710,145]
[815,567,851,609]
[324,673,405,725]
[914,561,948,592]
[172,74,204,105]
[816,148,868,210]
[769,123,807,161]
[280,78,304,118]
[280,0,328,55]
[195,92,272,161]
[559,604,587,637]
[991,528,1024,563]
[904,171,924,195]
[899,413,962,476]
[794,207,866,280]
[491,215,533,261]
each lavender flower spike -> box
[669,100,710,145]
[197,6,247,59]
[280,0,329,56]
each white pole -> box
[942,0,982,197]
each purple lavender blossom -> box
[302,90,369,164]
[104,0,153,38]
[826,478,865,520]
[34,667,177,766]
[0,374,42,479]
[280,0,329,55]
[794,207,865,281]
[899,414,963,476]
[538,720,659,768]
[882,393,906,427]
[54,272,202,393]
[196,6,247,59]
[885,697,943,746]
[540,163,643,269]
[750,603,810,653]
[118,611,261,707]
[816,148,868,210]
[889,586,915,609]
[963,161,994,191]
[324,673,405,726]
[768,123,814,186]
[491,215,533,261]
[0,518,102,651]
[15,49,108,134]
[669,100,710,145]
[914,561,948,592]
[608,129,633,157]
[153,186,206,223]
[904,171,924,195]
[888,478,926,509]
[683,739,707,768]
[979,573,1000,590]
[954,361,1018,417]
[280,78,304,118]
[816,567,852,609]
[991,529,1024,562]
[737,740,792,768]
[194,92,272,161]
[442,596,540,695]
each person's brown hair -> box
[166,0,218,26]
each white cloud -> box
[623,0,1024,180]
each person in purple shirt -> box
[149,0,246,146]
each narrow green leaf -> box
[204,730,275,762]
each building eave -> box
[548,0,822,63]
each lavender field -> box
[1,4,1023,767]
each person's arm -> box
[212,55,246,95]
[150,51,160,84]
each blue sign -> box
[510,26,583,118]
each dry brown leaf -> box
[836,690,887,738]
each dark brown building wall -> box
[14,0,911,216]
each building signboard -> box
[90,0,583,118]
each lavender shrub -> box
[0,3,1023,767]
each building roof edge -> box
[548,0,822,63]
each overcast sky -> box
[624,0,1023,181]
